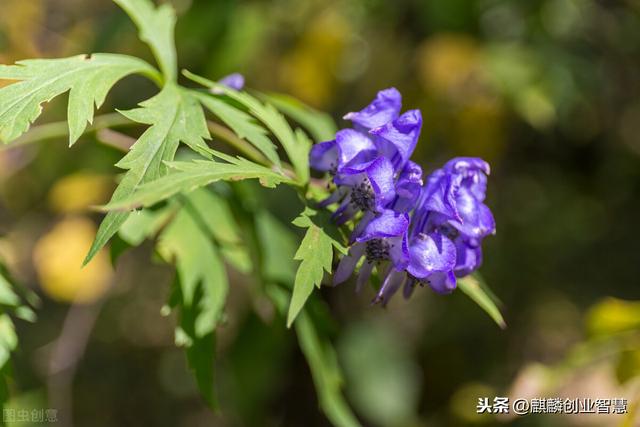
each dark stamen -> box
[350,180,375,211]
[365,239,390,262]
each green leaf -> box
[184,70,310,184]
[158,199,228,336]
[0,54,159,144]
[264,93,338,142]
[193,91,281,167]
[114,0,177,82]
[85,83,210,264]
[287,209,345,328]
[118,205,175,245]
[0,315,17,370]
[269,286,361,427]
[186,188,253,273]
[158,196,229,407]
[255,211,298,285]
[337,320,421,426]
[101,155,294,211]
[457,274,506,329]
[0,271,20,308]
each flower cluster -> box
[310,88,495,305]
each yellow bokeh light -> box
[33,217,113,304]
[48,172,113,213]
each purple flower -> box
[370,109,423,171]
[343,88,402,131]
[334,209,409,291]
[211,73,245,93]
[309,129,377,174]
[308,87,495,305]
[406,157,495,294]
[330,156,397,225]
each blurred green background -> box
[1,0,640,426]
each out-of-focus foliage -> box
[0,0,639,426]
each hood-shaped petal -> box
[451,187,496,238]
[406,231,456,279]
[393,161,424,213]
[416,169,460,223]
[309,140,339,172]
[444,157,490,201]
[370,109,422,170]
[335,129,377,168]
[454,238,483,277]
[427,270,457,294]
[356,209,409,241]
[343,88,402,130]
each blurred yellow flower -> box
[586,298,640,337]
[48,172,113,213]
[280,10,350,107]
[33,217,113,304]
[417,34,480,97]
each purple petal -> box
[454,238,483,277]
[335,129,377,168]
[445,157,490,201]
[365,157,397,209]
[400,160,423,182]
[393,161,424,212]
[444,157,490,176]
[356,209,409,241]
[343,88,402,130]
[219,73,245,90]
[373,269,406,306]
[388,234,410,270]
[403,276,418,299]
[356,261,374,292]
[370,109,422,170]
[427,271,457,294]
[406,232,456,279]
[310,140,339,172]
[416,170,460,224]
[211,73,245,93]
[333,243,365,285]
[451,187,496,238]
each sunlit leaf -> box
[255,211,298,285]
[264,93,337,142]
[184,70,310,184]
[186,188,253,273]
[101,155,294,211]
[158,196,230,407]
[287,208,346,328]
[86,83,210,264]
[193,91,281,167]
[114,0,177,82]
[457,274,506,329]
[0,54,159,144]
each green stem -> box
[206,121,270,167]
[1,113,133,151]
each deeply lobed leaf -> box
[101,155,294,212]
[287,209,346,327]
[184,70,310,184]
[114,0,177,82]
[0,54,159,145]
[85,83,211,264]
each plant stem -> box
[206,121,270,166]
[1,113,133,150]
[4,114,271,169]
